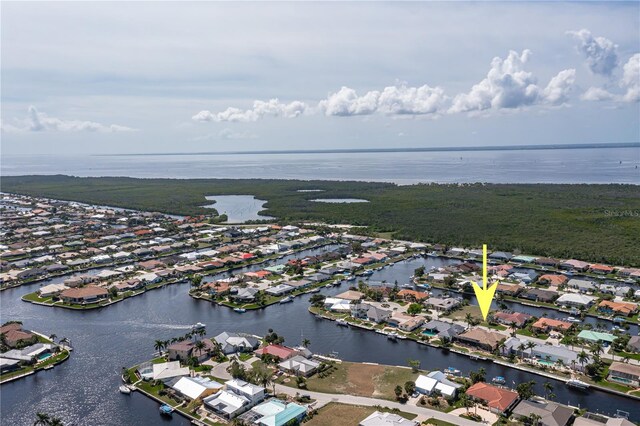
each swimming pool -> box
[38,353,52,361]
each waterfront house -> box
[573,414,636,426]
[214,332,260,355]
[38,283,69,298]
[397,289,429,302]
[265,284,294,297]
[510,270,538,284]
[597,300,638,317]
[422,320,465,339]
[0,323,38,348]
[244,400,307,426]
[60,285,108,304]
[167,376,223,401]
[254,344,298,361]
[455,328,505,352]
[0,357,21,373]
[426,297,462,313]
[511,255,538,264]
[335,290,365,301]
[495,283,522,297]
[2,343,55,362]
[414,371,461,398]
[492,311,533,328]
[556,293,596,309]
[589,264,614,275]
[520,288,558,303]
[140,361,190,381]
[278,355,320,376]
[502,337,582,367]
[537,274,568,287]
[204,378,266,419]
[511,400,574,426]
[489,251,512,262]
[167,341,194,361]
[366,305,392,324]
[531,318,572,333]
[560,260,590,272]
[627,336,640,353]
[465,382,519,415]
[231,287,259,303]
[387,312,425,331]
[535,257,560,267]
[567,279,597,294]
[607,362,640,387]
[577,330,616,346]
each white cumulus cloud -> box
[567,29,618,76]
[621,53,640,103]
[449,50,575,113]
[192,99,308,122]
[318,83,447,117]
[581,87,615,101]
[1,106,136,133]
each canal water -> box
[1,254,638,425]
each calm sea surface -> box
[1,250,639,425]
[2,147,639,184]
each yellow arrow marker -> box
[471,244,498,321]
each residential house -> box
[414,371,461,398]
[244,400,307,426]
[254,344,298,361]
[535,257,560,268]
[627,336,640,353]
[538,274,568,287]
[495,283,522,297]
[265,284,294,297]
[511,255,538,264]
[511,400,574,426]
[455,328,505,352]
[167,341,193,361]
[367,305,392,324]
[359,411,418,426]
[607,362,640,387]
[422,320,465,339]
[531,318,573,333]
[59,285,108,304]
[589,264,614,275]
[387,312,425,332]
[577,330,616,346]
[38,283,69,298]
[573,414,636,426]
[489,251,512,262]
[0,323,38,348]
[397,289,429,302]
[560,260,590,272]
[520,288,558,303]
[231,287,259,303]
[555,293,596,309]
[167,376,223,401]
[492,311,533,328]
[214,332,260,355]
[426,297,462,313]
[278,355,320,376]
[567,279,597,294]
[597,300,638,317]
[465,382,519,414]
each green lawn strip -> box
[306,402,415,426]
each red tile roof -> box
[466,382,518,412]
[254,344,297,360]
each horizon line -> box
[95,141,640,157]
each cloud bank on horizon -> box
[193,36,637,123]
[1,2,638,154]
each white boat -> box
[191,322,206,330]
[325,284,333,288]
[566,317,581,323]
[43,365,54,370]
[492,376,506,385]
[387,332,398,340]
[566,379,590,390]
[119,385,131,394]
[336,319,349,327]
[234,308,246,313]
[308,288,320,293]
[401,284,413,289]
[279,296,292,304]
[346,275,356,281]
[362,270,374,276]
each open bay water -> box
[2,145,639,184]
[1,252,639,425]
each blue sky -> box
[1,1,639,155]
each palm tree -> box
[543,381,553,400]
[154,340,164,354]
[526,341,536,359]
[49,417,64,426]
[517,343,527,361]
[48,334,57,343]
[464,313,474,329]
[578,351,589,370]
[302,338,311,348]
[33,412,50,426]
[590,341,603,358]
[194,340,206,354]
